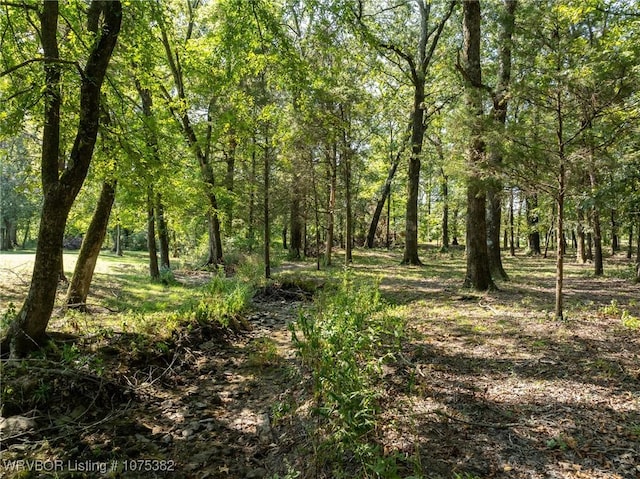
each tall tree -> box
[461,0,494,290]
[352,0,456,265]
[4,0,122,357]
[486,0,517,280]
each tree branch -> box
[0,57,83,79]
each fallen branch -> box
[430,409,521,429]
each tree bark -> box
[589,171,604,276]
[289,174,303,260]
[224,132,237,233]
[5,0,122,357]
[486,0,516,281]
[576,208,587,263]
[325,144,336,264]
[67,181,117,310]
[462,0,494,291]
[368,126,410,249]
[366,155,399,249]
[147,190,160,280]
[264,138,271,279]
[526,194,541,254]
[403,78,425,266]
[155,194,170,270]
[441,168,449,251]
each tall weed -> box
[291,272,406,476]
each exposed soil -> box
[0,289,309,479]
[1,252,639,478]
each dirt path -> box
[0,296,308,479]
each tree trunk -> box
[224,132,237,233]
[526,194,541,254]
[155,194,170,270]
[589,168,603,275]
[452,206,459,246]
[264,140,271,279]
[487,187,507,279]
[325,145,336,264]
[289,177,303,260]
[576,210,587,263]
[344,151,353,265]
[462,0,493,290]
[147,191,160,280]
[5,1,121,358]
[509,187,516,256]
[486,0,516,280]
[441,169,449,251]
[114,223,123,256]
[134,80,170,271]
[402,79,425,266]
[157,15,223,265]
[67,181,117,310]
[592,207,604,275]
[611,209,618,254]
[366,157,399,249]
[246,135,257,252]
[627,222,633,260]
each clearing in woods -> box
[0,247,639,478]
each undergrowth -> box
[291,271,410,478]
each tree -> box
[461,0,494,290]
[351,0,456,265]
[486,0,517,280]
[3,0,122,357]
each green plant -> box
[191,272,253,327]
[601,299,620,316]
[290,272,407,475]
[622,310,640,330]
[61,343,81,364]
[247,338,281,367]
[159,267,178,285]
[33,380,51,404]
[1,302,16,334]
[269,465,300,479]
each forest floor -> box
[1,247,640,478]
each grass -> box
[2,244,640,478]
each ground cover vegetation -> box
[1,0,640,477]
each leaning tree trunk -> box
[462,0,494,291]
[5,1,122,358]
[366,130,407,249]
[67,181,117,310]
